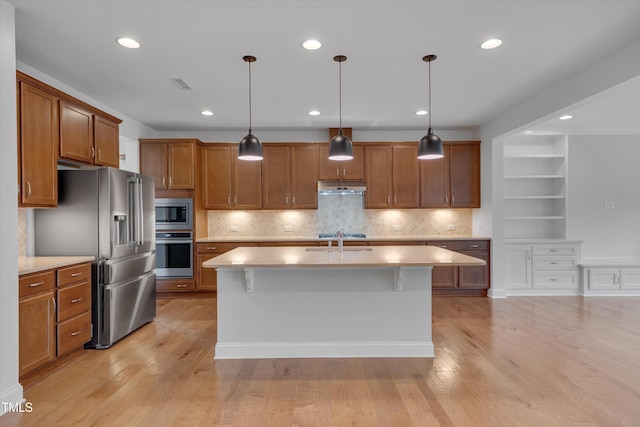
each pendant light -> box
[238,55,263,161]
[328,55,353,161]
[418,54,444,160]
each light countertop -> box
[19,256,95,275]
[197,235,491,243]
[203,245,486,269]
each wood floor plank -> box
[2,296,639,426]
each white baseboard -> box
[0,383,24,416]
[214,341,435,359]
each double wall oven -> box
[155,198,193,278]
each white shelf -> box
[503,135,568,240]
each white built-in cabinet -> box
[503,135,568,239]
[505,241,581,295]
[580,263,640,296]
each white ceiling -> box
[8,0,640,136]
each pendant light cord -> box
[428,59,432,130]
[248,60,252,134]
[339,59,343,130]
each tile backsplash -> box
[18,208,26,256]
[207,194,472,237]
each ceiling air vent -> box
[169,78,192,91]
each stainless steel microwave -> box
[155,198,193,230]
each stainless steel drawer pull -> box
[550,262,558,264]
[71,297,83,303]
[206,247,216,250]
[550,249,558,252]
[70,272,83,277]
[29,281,45,287]
[176,284,187,288]
[70,330,83,336]
[439,245,447,248]
[469,244,479,248]
[550,278,558,281]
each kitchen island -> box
[203,245,485,359]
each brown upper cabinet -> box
[17,80,59,207]
[364,143,420,209]
[262,144,318,209]
[59,100,120,168]
[201,144,262,209]
[318,128,364,180]
[420,141,481,208]
[17,72,122,207]
[139,139,196,192]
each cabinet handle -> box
[29,281,45,287]
[227,196,231,206]
[70,272,83,277]
[452,195,455,205]
[176,284,187,288]
[527,251,531,260]
[387,196,391,205]
[438,245,447,248]
[336,168,340,177]
[91,147,95,159]
[615,274,620,284]
[550,278,557,282]
[71,297,83,303]
[550,249,558,252]
[550,262,558,265]
[343,168,346,176]
[27,181,32,196]
[206,246,216,250]
[70,330,83,337]
[51,297,56,312]
[169,177,173,186]
[98,148,102,160]
[234,196,238,205]
[162,177,166,186]
[444,195,448,205]
[469,244,479,248]
[286,196,289,205]
[394,195,397,204]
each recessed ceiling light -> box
[201,110,213,116]
[302,39,322,50]
[559,115,573,120]
[525,130,533,134]
[480,38,502,50]
[416,110,428,116]
[116,37,141,49]
[308,110,321,116]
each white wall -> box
[0,0,23,414]
[567,135,640,258]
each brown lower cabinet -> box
[19,261,92,380]
[427,240,490,296]
[195,242,259,292]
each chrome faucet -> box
[336,231,344,253]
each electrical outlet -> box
[604,201,611,209]
[393,224,403,231]
[610,201,615,209]
[447,224,456,231]
[229,225,238,232]
[284,225,293,232]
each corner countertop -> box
[203,245,486,269]
[19,256,95,275]
[196,235,491,243]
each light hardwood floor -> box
[3,296,639,426]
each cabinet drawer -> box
[533,271,579,288]
[532,256,577,270]
[57,311,92,355]
[57,281,91,322]
[19,271,55,298]
[532,245,577,256]
[57,263,92,287]
[157,279,195,291]
[427,240,488,251]
[196,242,257,253]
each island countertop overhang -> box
[203,245,485,269]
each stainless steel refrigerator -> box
[35,167,156,349]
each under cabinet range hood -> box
[318,180,366,195]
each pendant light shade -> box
[418,55,444,160]
[238,55,263,161]
[329,55,353,161]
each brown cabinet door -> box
[262,145,291,209]
[364,145,393,208]
[431,265,458,289]
[19,292,56,376]
[291,145,318,209]
[19,82,59,207]
[94,116,120,167]
[202,145,232,209]
[420,145,449,208]
[318,143,364,180]
[449,143,481,208]
[233,147,262,209]
[197,253,218,291]
[392,145,419,208]
[140,142,168,190]
[59,100,94,164]
[168,142,195,189]
[458,251,489,289]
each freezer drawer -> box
[93,271,156,348]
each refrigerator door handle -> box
[128,177,144,247]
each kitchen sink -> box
[305,247,373,252]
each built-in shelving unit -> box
[503,135,568,239]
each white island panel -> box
[215,266,433,359]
